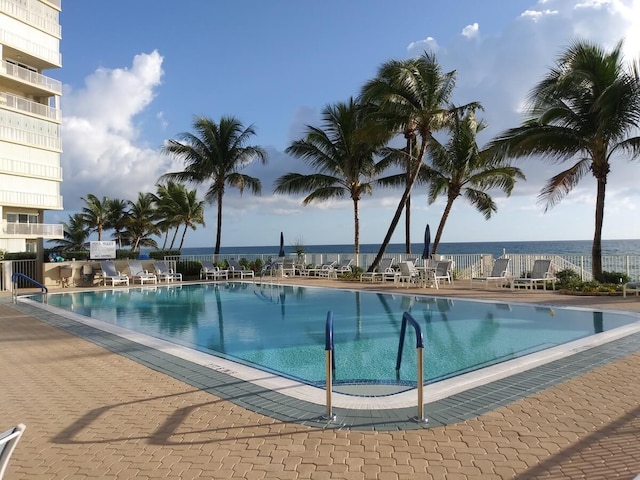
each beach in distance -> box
[179,239,640,259]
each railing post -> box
[396,312,427,423]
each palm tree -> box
[152,181,188,249]
[359,51,473,271]
[160,115,267,255]
[80,194,111,241]
[274,98,391,260]
[174,187,206,250]
[51,213,90,251]
[488,40,640,281]
[426,108,525,254]
[105,198,129,249]
[123,192,159,251]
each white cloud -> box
[60,51,178,211]
[407,37,439,56]
[520,9,559,21]
[461,23,479,38]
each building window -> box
[7,213,39,224]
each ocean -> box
[178,239,640,259]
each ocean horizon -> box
[177,239,640,259]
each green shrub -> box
[178,260,202,278]
[601,271,630,284]
[5,252,37,260]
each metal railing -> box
[11,272,47,302]
[323,311,336,422]
[395,312,427,423]
[0,60,62,94]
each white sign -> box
[90,241,117,260]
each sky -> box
[49,0,640,249]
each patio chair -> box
[360,258,399,283]
[334,258,353,275]
[127,260,158,285]
[397,260,422,288]
[512,259,556,290]
[281,258,297,276]
[227,259,255,279]
[0,423,26,480]
[99,261,130,287]
[471,258,510,289]
[305,260,337,277]
[623,281,640,297]
[431,260,453,289]
[153,261,182,283]
[200,260,228,281]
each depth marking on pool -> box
[204,363,238,375]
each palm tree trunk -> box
[214,190,223,257]
[178,223,188,250]
[368,142,427,272]
[431,197,455,255]
[353,198,360,266]
[592,177,606,282]
[404,137,412,254]
[169,227,179,249]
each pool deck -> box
[2,278,640,479]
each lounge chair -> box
[153,261,182,283]
[227,259,255,279]
[334,258,353,275]
[200,260,228,280]
[512,259,556,290]
[431,260,453,289]
[99,261,130,286]
[471,258,510,289]
[305,260,337,277]
[397,260,422,287]
[127,260,158,285]
[0,423,26,480]
[623,282,640,297]
[360,258,398,283]
[280,258,297,276]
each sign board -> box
[90,241,117,260]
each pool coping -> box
[10,293,640,431]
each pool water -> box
[43,283,639,390]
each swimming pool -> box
[40,282,640,397]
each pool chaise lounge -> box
[200,261,228,280]
[154,261,182,283]
[227,259,255,279]
[471,258,511,289]
[0,423,26,479]
[99,261,130,287]
[512,259,556,290]
[127,260,158,285]
[623,282,640,297]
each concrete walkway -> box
[1,280,640,479]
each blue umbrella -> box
[278,232,285,257]
[421,224,431,260]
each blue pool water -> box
[43,283,638,389]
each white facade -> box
[0,0,63,253]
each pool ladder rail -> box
[11,273,48,303]
[323,310,427,424]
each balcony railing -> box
[0,189,62,209]
[0,60,62,95]
[0,156,62,180]
[1,221,63,238]
[0,124,61,150]
[0,92,61,121]
[0,0,61,37]
[0,28,62,67]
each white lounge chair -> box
[280,258,297,276]
[305,261,337,277]
[397,260,421,287]
[471,258,510,289]
[334,258,353,275]
[227,259,255,279]
[127,260,158,285]
[154,261,182,283]
[360,258,398,283]
[0,423,26,480]
[200,261,228,281]
[623,281,640,297]
[512,259,556,290]
[99,261,129,286]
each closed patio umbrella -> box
[421,224,431,261]
[279,232,285,258]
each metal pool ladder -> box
[396,312,428,423]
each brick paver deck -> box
[1,281,639,479]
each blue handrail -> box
[11,273,48,301]
[395,312,424,371]
[325,310,335,370]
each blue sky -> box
[50,0,640,249]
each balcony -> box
[0,189,63,209]
[0,60,62,96]
[0,28,62,69]
[0,157,62,180]
[1,221,63,239]
[0,92,61,121]
[0,121,62,151]
[0,0,61,37]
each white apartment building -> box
[0,0,63,254]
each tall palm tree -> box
[51,213,90,251]
[80,194,111,241]
[174,187,206,250]
[274,98,391,260]
[360,51,473,271]
[152,181,187,249]
[160,115,267,255]
[123,193,159,251]
[426,108,525,254]
[488,40,640,281]
[105,198,129,249]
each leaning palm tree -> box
[174,187,206,250]
[488,39,640,281]
[105,198,129,249]
[160,115,267,255]
[426,108,525,254]
[274,98,391,260]
[360,51,474,271]
[123,192,159,252]
[152,181,188,249]
[50,213,90,251]
[80,193,111,241]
